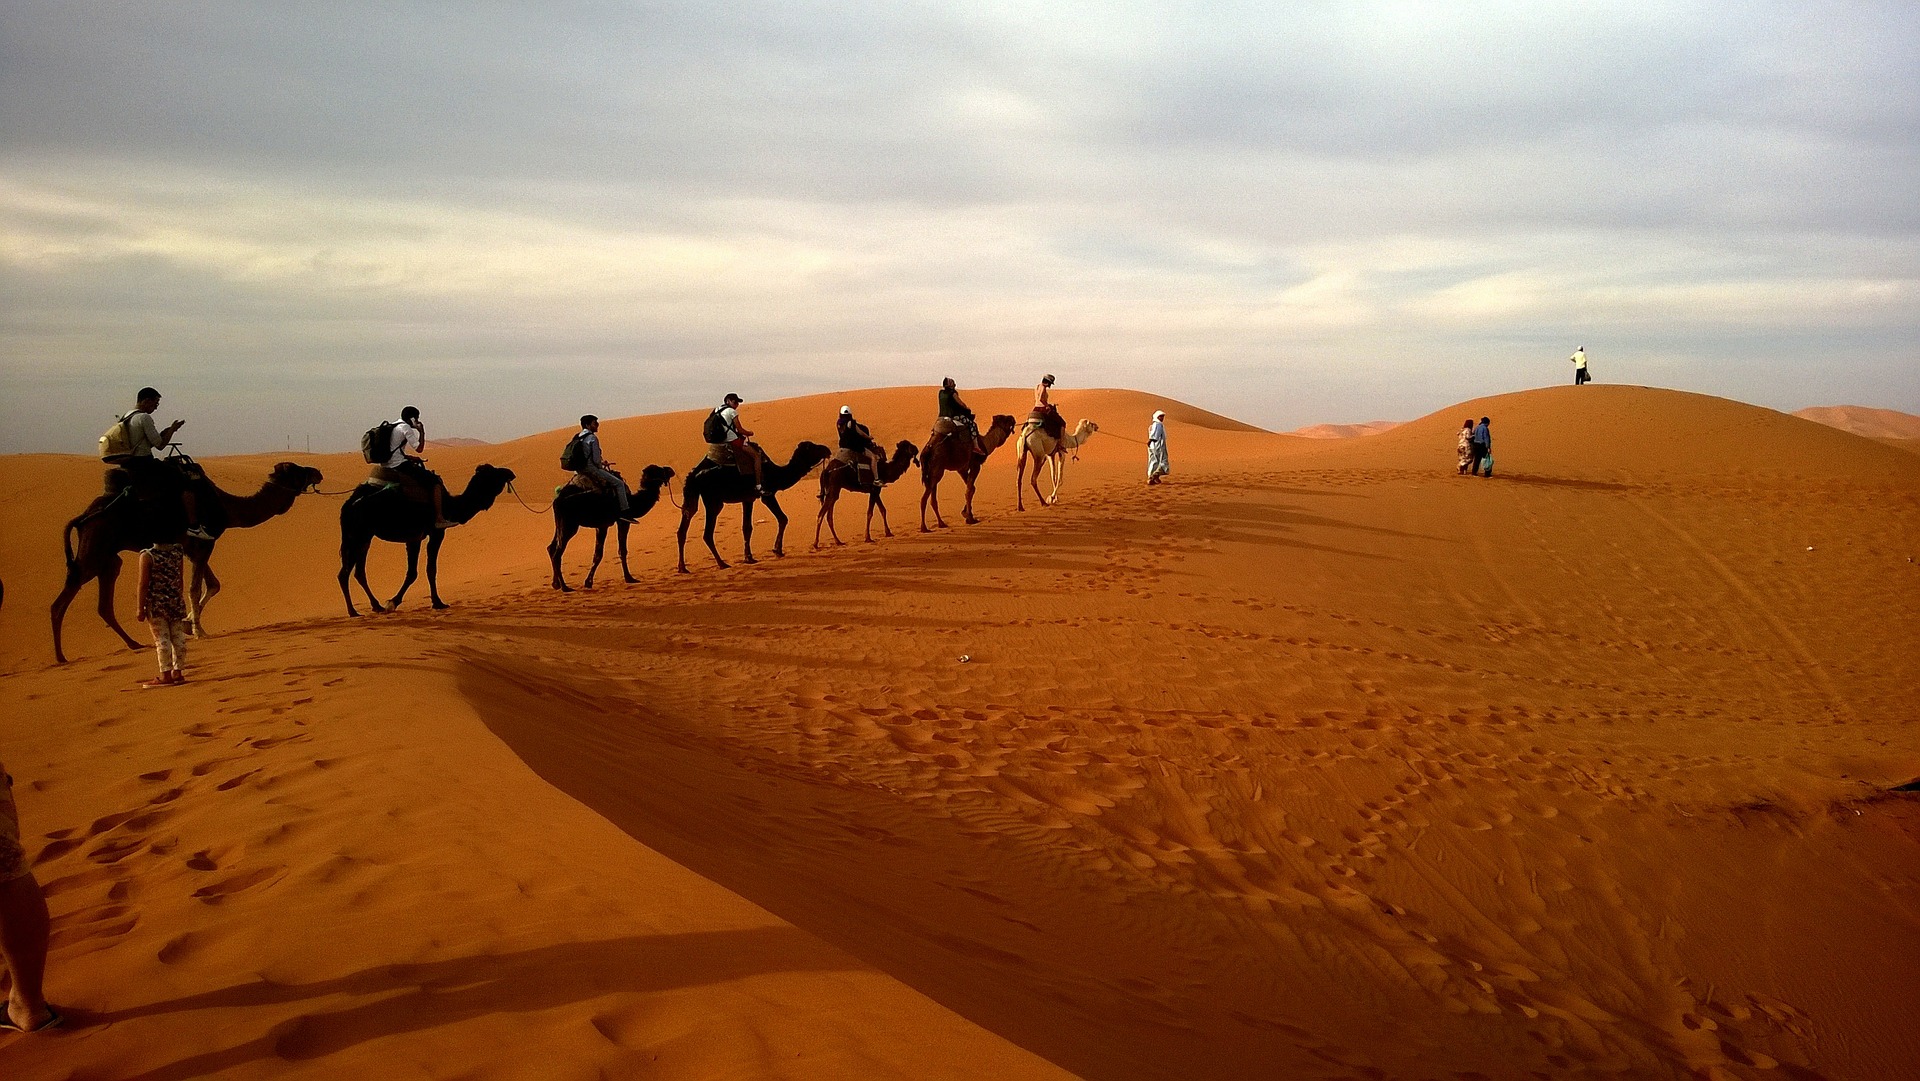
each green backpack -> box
[559,434,588,472]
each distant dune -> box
[3,383,1917,1081]
[1286,420,1401,439]
[430,435,492,447]
[1793,404,1920,440]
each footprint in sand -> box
[191,865,286,903]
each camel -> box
[1015,418,1099,510]
[548,464,674,591]
[337,464,515,617]
[51,461,325,664]
[918,414,1016,531]
[676,441,831,573]
[814,440,919,548]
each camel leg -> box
[740,499,759,564]
[813,486,832,549]
[868,491,887,540]
[767,494,789,558]
[549,517,576,591]
[1028,452,1052,508]
[337,540,360,617]
[50,565,93,665]
[618,521,637,583]
[426,531,449,609]
[190,560,220,638]
[584,527,607,589]
[820,489,845,547]
[93,556,143,654]
[390,538,421,610]
[676,501,698,573]
[961,467,980,525]
[1014,450,1026,511]
[921,471,946,532]
[702,499,730,569]
[354,541,385,615]
[1048,454,1064,504]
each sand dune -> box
[1793,404,1920,441]
[3,384,1918,1080]
[1287,420,1402,439]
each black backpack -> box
[559,433,587,471]
[702,408,729,444]
[361,421,396,464]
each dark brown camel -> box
[548,464,674,591]
[919,414,1016,531]
[815,440,919,548]
[337,464,515,617]
[676,441,832,573]
[51,461,324,664]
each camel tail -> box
[62,515,82,569]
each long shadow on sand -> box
[104,927,856,1080]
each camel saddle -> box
[830,448,878,486]
[557,470,619,496]
[366,464,433,502]
[1026,406,1064,441]
[701,442,756,476]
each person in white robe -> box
[1147,410,1170,484]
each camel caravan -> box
[49,377,1107,663]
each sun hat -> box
[840,405,851,415]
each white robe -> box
[1147,420,1169,478]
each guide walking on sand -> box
[1147,410,1170,484]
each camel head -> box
[270,461,326,492]
[790,440,833,471]
[1072,419,1099,441]
[469,464,517,499]
[637,463,675,491]
[890,439,919,469]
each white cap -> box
[1153,410,1166,419]
[840,405,852,415]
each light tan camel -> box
[1014,418,1098,510]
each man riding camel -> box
[571,415,635,521]
[937,377,986,456]
[384,406,458,529]
[837,406,885,485]
[1031,373,1064,440]
[116,387,214,540]
[707,393,766,494]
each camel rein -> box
[505,481,554,514]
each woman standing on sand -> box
[1456,418,1474,475]
[1147,411,1170,485]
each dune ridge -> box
[3,384,1918,1080]
[1793,404,1920,441]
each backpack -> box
[98,413,134,462]
[702,408,730,444]
[361,420,396,464]
[559,433,588,472]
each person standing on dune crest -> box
[1147,410,1170,484]
[1571,346,1590,385]
[0,761,61,1034]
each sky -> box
[2,1,1917,453]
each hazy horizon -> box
[5,2,1917,455]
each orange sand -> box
[2,384,1917,1080]
[1793,405,1920,441]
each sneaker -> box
[434,519,461,530]
[141,677,172,690]
[185,525,214,540]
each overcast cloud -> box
[3,1,1916,452]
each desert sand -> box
[1793,405,1920,442]
[2,384,1917,1081]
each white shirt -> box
[1571,349,1587,368]
[386,420,423,469]
[718,406,742,441]
[126,411,164,457]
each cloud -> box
[3,0,1917,452]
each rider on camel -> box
[937,377,986,456]
[118,387,214,540]
[712,393,766,494]
[385,406,459,529]
[1032,374,1063,440]
[573,415,635,521]
[837,406,885,485]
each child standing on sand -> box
[136,541,190,688]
